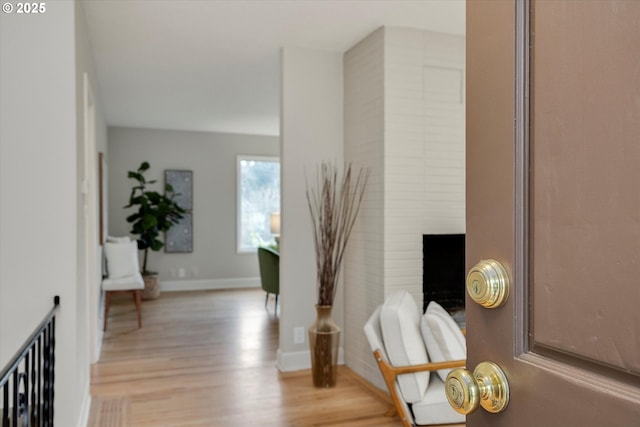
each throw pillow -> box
[380,290,430,404]
[107,235,131,243]
[104,241,140,279]
[420,301,466,382]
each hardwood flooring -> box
[89,289,408,426]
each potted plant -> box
[306,161,368,387]
[125,161,185,299]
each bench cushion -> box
[412,375,466,425]
[101,272,144,291]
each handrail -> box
[0,296,60,387]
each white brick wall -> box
[421,30,466,235]
[343,28,386,389]
[343,27,465,390]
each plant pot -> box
[308,305,340,388]
[142,273,160,300]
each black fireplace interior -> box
[422,234,465,313]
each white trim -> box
[94,328,103,363]
[160,277,260,292]
[276,347,345,372]
[83,72,102,366]
[277,349,310,372]
[77,387,91,427]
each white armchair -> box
[102,238,144,331]
[364,291,466,427]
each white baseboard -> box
[277,347,345,372]
[93,328,103,363]
[77,385,91,427]
[277,349,311,372]
[160,277,260,292]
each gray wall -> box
[107,127,279,289]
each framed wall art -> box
[165,169,193,253]
[165,169,193,210]
[165,212,193,253]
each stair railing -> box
[0,296,60,427]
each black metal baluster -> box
[49,296,58,427]
[43,325,48,427]
[31,345,37,426]
[12,370,18,427]
[42,326,50,427]
[24,354,30,426]
[3,383,9,427]
[50,317,56,426]
[38,335,42,427]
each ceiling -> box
[83,0,465,136]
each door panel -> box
[466,1,640,425]
[530,0,640,375]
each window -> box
[237,156,280,252]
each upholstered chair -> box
[364,291,466,426]
[102,239,144,331]
[257,247,279,312]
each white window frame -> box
[236,155,280,254]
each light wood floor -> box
[89,289,409,426]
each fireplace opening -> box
[422,234,466,314]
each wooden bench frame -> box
[371,350,466,427]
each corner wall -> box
[278,46,344,371]
[343,28,387,387]
[344,27,465,389]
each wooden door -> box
[465,1,640,425]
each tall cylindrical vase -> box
[308,305,340,387]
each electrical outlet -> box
[294,327,305,344]
[178,267,186,278]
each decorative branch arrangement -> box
[306,161,369,307]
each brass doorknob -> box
[445,361,509,415]
[466,259,510,308]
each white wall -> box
[343,27,465,389]
[278,46,344,371]
[108,127,279,290]
[0,1,89,425]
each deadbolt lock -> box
[466,259,510,308]
[445,361,510,415]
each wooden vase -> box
[308,305,340,387]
